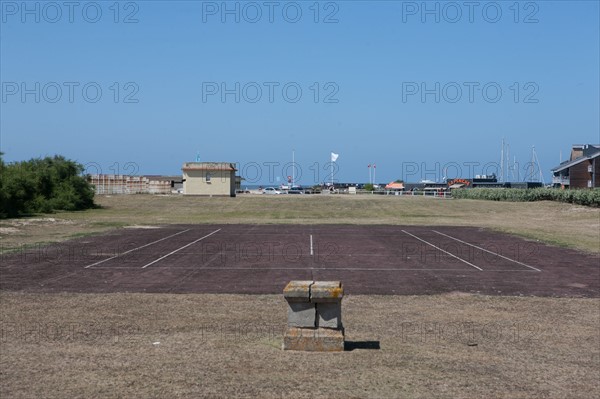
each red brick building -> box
[551,144,600,189]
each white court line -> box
[89,266,538,272]
[178,267,476,271]
[141,229,221,269]
[310,234,314,256]
[432,230,542,272]
[84,229,191,269]
[401,230,483,271]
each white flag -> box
[331,152,339,162]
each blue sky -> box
[1,0,599,185]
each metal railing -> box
[350,190,453,199]
[552,176,570,185]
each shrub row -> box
[0,155,96,218]
[452,188,600,207]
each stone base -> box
[283,327,344,352]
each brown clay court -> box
[2,224,598,297]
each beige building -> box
[182,162,237,197]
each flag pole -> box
[373,164,376,185]
[330,152,339,188]
[330,154,333,187]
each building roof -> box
[182,162,237,171]
[144,175,182,181]
[551,148,600,173]
[571,144,600,154]
[385,181,404,189]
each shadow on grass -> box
[0,202,102,220]
[344,340,380,351]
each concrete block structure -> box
[316,302,342,329]
[287,302,315,328]
[182,162,237,197]
[282,280,344,351]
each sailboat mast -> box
[500,138,505,182]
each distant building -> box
[235,176,244,191]
[551,144,600,189]
[89,174,171,194]
[443,175,542,190]
[182,162,237,197]
[144,175,183,192]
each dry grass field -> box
[2,195,599,253]
[1,293,598,398]
[1,194,599,398]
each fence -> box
[347,189,453,199]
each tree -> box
[0,154,96,218]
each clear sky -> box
[1,0,599,185]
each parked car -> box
[287,185,305,194]
[263,187,282,195]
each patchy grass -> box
[1,195,598,253]
[1,292,598,398]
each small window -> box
[206,172,211,183]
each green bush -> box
[452,188,600,207]
[0,154,96,218]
